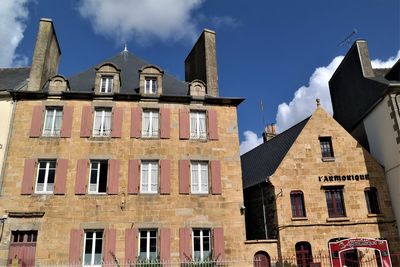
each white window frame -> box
[144,77,157,94]
[100,76,113,93]
[141,109,159,138]
[35,160,56,194]
[140,161,159,194]
[42,107,63,137]
[83,230,103,267]
[93,108,112,137]
[192,229,211,261]
[191,161,209,194]
[190,111,207,140]
[138,229,158,260]
[88,160,107,194]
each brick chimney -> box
[262,123,276,142]
[185,29,218,97]
[27,18,61,91]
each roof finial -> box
[316,98,321,107]
[123,43,128,52]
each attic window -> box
[319,136,334,160]
[144,77,157,94]
[100,76,113,93]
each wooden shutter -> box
[179,109,189,139]
[125,228,138,264]
[107,159,119,194]
[130,107,141,138]
[54,159,68,195]
[111,107,123,138]
[104,229,116,264]
[75,159,87,195]
[160,159,170,195]
[210,160,221,195]
[29,105,44,137]
[179,228,191,262]
[179,160,190,194]
[160,228,171,262]
[69,229,83,265]
[207,109,218,140]
[60,106,74,138]
[21,159,35,195]
[160,108,170,139]
[80,106,92,137]
[213,228,225,261]
[128,159,139,194]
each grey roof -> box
[68,51,188,95]
[0,68,30,90]
[241,117,310,189]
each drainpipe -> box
[259,184,268,239]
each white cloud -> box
[240,130,263,155]
[371,50,400,68]
[78,0,204,44]
[0,0,30,67]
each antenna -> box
[338,29,358,47]
[260,100,266,128]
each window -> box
[142,109,159,138]
[89,160,108,194]
[193,229,211,261]
[319,137,334,158]
[35,160,56,193]
[83,230,103,266]
[325,188,346,217]
[290,191,306,217]
[11,231,37,244]
[139,229,157,260]
[140,161,158,194]
[190,111,207,139]
[100,76,113,93]
[42,107,62,137]
[365,187,381,214]
[191,161,208,194]
[145,78,157,94]
[93,108,112,137]
[295,242,313,267]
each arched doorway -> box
[253,251,271,267]
[296,241,313,267]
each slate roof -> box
[68,51,188,95]
[241,117,310,189]
[0,68,30,90]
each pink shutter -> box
[21,159,35,195]
[75,159,87,195]
[128,159,139,194]
[160,159,171,195]
[29,105,44,137]
[107,159,119,195]
[179,160,190,194]
[111,107,123,138]
[104,229,116,264]
[211,160,222,195]
[179,228,191,262]
[80,106,92,137]
[125,228,138,264]
[160,108,170,139]
[160,228,171,262]
[208,109,219,140]
[130,107,141,138]
[69,229,83,265]
[54,159,68,195]
[213,228,225,261]
[179,109,190,139]
[60,106,74,138]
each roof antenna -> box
[260,100,266,128]
[338,29,358,47]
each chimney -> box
[27,18,61,91]
[262,123,277,142]
[185,29,218,96]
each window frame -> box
[192,228,211,261]
[42,107,63,137]
[93,108,112,137]
[190,110,207,140]
[365,187,381,214]
[83,230,103,267]
[144,77,158,94]
[141,109,160,138]
[88,160,108,194]
[35,159,56,194]
[140,160,159,194]
[190,161,209,194]
[138,229,158,260]
[100,76,113,93]
[290,191,306,218]
[295,241,313,267]
[325,187,346,218]
[319,136,334,159]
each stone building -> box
[241,102,399,266]
[0,18,251,266]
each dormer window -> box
[95,63,121,94]
[139,65,163,95]
[145,77,157,94]
[100,76,113,93]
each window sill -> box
[191,193,209,196]
[89,136,111,141]
[141,136,160,139]
[291,217,308,221]
[244,239,278,244]
[367,213,384,218]
[326,217,350,222]
[41,135,61,138]
[321,157,335,162]
[88,192,107,195]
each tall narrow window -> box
[193,229,211,261]
[290,191,306,217]
[191,161,209,194]
[42,107,62,137]
[365,187,381,214]
[83,230,103,266]
[93,108,112,137]
[142,110,159,138]
[100,76,113,93]
[144,78,157,94]
[35,160,56,193]
[295,242,313,267]
[319,137,334,158]
[325,187,346,218]
[139,229,158,260]
[190,111,207,139]
[89,160,108,194]
[140,161,159,194]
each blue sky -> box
[1,0,399,153]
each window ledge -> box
[89,136,111,141]
[41,135,60,139]
[322,157,335,162]
[141,136,160,140]
[367,213,384,218]
[291,217,308,221]
[244,239,278,244]
[326,217,350,222]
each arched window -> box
[295,242,313,267]
[290,191,306,217]
[253,251,270,267]
[365,187,380,214]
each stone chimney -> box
[27,18,61,91]
[262,123,277,142]
[185,29,218,97]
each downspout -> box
[259,183,268,239]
